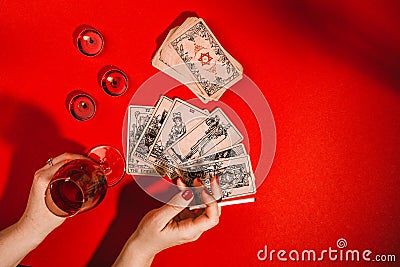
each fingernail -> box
[181,189,193,200]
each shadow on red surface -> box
[0,94,84,229]
[87,179,162,266]
[260,0,400,90]
[152,11,199,59]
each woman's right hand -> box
[113,177,222,267]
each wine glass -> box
[45,145,125,217]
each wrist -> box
[114,236,156,267]
[15,219,46,246]
[17,212,63,244]
[127,237,157,263]
[5,219,45,255]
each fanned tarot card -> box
[147,98,209,169]
[182,143,246,167]
[126,105,157,175]
[132,96,173,162]
[166,108,243,165]
[177,155,256,199]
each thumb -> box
[155,190,194,227]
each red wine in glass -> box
[45,145,125,217]
[49,179,84,215]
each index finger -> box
[37,153,88,181]
[40,152,88,170]
[209,176,222,202]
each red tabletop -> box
[1,1,399,266]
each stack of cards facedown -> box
[152,17,243,103]
[126,96,256,201]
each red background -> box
[0,0,399,266]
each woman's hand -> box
[18,152,86,239]
[0,152,86,267]
[113,177,222,267]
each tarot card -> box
[177,155,256,199]
[156,18,199,77]
[154,28,211,103]
[152,27,182,77]
[177,143,246,193]
[156,17,243,101]
[147,98,209,164]
[166,108,243,164]
[168,18,243,99]
[182,143,246,166]
[126,105,157,175]
[132,96,173,162]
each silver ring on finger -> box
[47,158,54,167]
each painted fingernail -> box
[181,189,193,200]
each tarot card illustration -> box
[126,106,157,175]
[170,19,243,98]
[148,98,209,164]
[166,108,243,164]
[177,155,256,199]
[182,143,246,167]
[132,96,173,161]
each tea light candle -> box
[68,93,96,121]
[75,27,104,56]
[100,68,128,96]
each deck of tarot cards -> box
[126,96,256,201]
